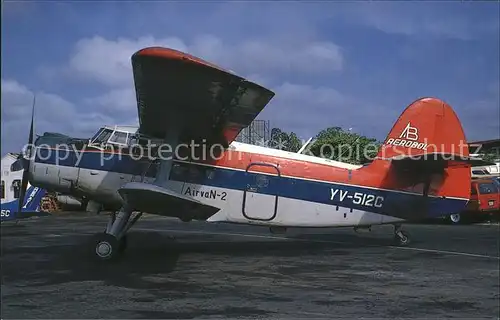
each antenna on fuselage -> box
[297,137,314,154]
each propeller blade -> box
[28,96,35,145]
[17,170,30,214]
[17,95,36,214]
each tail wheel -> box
[394,230,411,246]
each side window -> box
[128,135,147,156]
[12,179,21,199]
[478,183,497,194]
[109,131,129,145]
[1,180,5,199]
[169,163,212,183]
[187,165,203,183]
[170,163,188,181]
[204,168,216,180]
[128,135,138,146]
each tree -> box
[267,126,380,164]
[307,127,380,164]
[269,128,302,153]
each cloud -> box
[64,35,343,88]
[68,36,188,87]
[188,35,343,76]
[84,88,137,112]
[65,34,344,126]
[2,31,346,153]
[1,78,116,154]
[262,82,395,139]
[458,82,500,141]
[337,2,499,40]
[1,79,75,123]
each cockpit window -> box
[108,131,129,145]
[92,129,113,145]
[91,128,104,142]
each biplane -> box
[12,47,475,261]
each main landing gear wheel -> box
[91,207,142,261]
[393,224,411,246]
[92,233,125,261]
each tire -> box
[449,213,461,224]
[92,233,121,261]
[394,230,411,246]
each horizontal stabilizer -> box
[389,154,496,174]
[118,182,220,220]
[382,153,472,221]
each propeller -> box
[16,95,36,214]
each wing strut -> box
[153,117,184,187]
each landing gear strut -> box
[92,206,142,261]
[393,224,410,246]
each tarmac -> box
[1,213,499,319]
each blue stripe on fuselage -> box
[34,147,467,218]
[35,147,158,177]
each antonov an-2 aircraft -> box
[13,47,474,261]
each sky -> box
[1,1,499,154]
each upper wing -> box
[131,47,275,148]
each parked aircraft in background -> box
[11,47,481,261]
[1,183,50,222]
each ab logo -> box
[399,122,419,141]
[384,121,428,150]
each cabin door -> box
[242,163,280,221]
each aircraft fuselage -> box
[28,142,468,228]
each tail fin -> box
[1,185,49,222]
[372,98,472,219]
[377,97,469,162]
[21,185,47,212]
